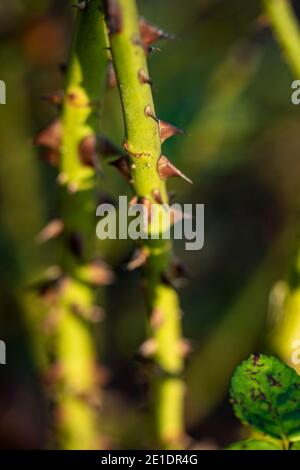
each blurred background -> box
[0,0,300,450]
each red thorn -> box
[138,69,152,85]
[159,120,184,143]
[139,17,174,47]
[152,189,164,204]
[34,118,62,167]
[157,155,193,184]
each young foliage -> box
[229,354,300,450]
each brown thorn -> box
[41,363,63,386]
[144,105,157,121]
[129,196,138,207]
[127,248,148,271]
[83,260,115,286]
[78,135,100,170]
[157,155,193,184]
[138,69,152,86]
[67,182,79,194]
[71,303,105,324]
[34,118,62,167]
[57,172,68,186]
[146,109,184,143]
[36,219,64,244]
[159,120,184,144]
[41,90,64,107]
[106,61,117,88]
[139,17,175,47]
[104,0,123,35]
[179,339,193,357]
[139,339,157,358]
[150,308,164,330]
[152,189,164,205]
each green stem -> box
[263,1,300,373]
[263,0,300,76]
[105,0,185,448]
[56,0,108,450]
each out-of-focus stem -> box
[56,0,108,449]
[263,0,300,76]
[263,0,300,373]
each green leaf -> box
[230,354,300,442]
[228,439,282,450]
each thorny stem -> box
[56,0,108,449]
[263,1,300,373]
[105,0,185,448]
[263,0,300,77]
